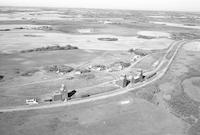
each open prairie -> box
[0,6,200,135]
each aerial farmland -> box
[0,6,200,135]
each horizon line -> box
[0,5,200,13]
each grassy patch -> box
[171,32,200,40]
[188,120,200,135]
[168,91,199,123]
[134,84,159,103]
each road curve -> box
[0,40,187,113]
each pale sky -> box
[0,0,200,12]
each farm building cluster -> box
[25,52,150,105]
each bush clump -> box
[21,45,78,53]
[97,37,118,41]
[0,29,10,31]
[45,65,74,73]
[128,48,150,56]
[89,64,106,70]
[110,61,131,68]
[137,35,156,39]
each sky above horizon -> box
[0,0,200,12]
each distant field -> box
[0,27,173,53]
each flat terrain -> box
[0,49,130,106]
[0,93,189,135]
[0,25,173,53]
[1,6,200,135]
